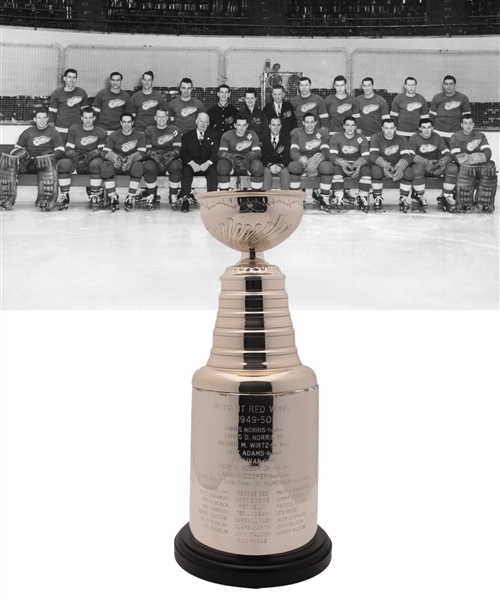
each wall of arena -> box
[1,26,499,164]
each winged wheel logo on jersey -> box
[142,100,159,110]
[341,145,358,154]
[466,138,481,152]
[158,134,174,145]
[80,136,98,146]
[444,101,461,110]
[109,99,126,108]
[33,136,52,146]
[337,103,353,114]
[300,102,317,112]
[235,140,252,152]
[67,96,83,107]
[384,144,400,156]
[305,139,321,151]
[121,140,138,152]
[419,144,438,154]
[406,102,422,111]
[180,107,197,117]
[362,104,379,114]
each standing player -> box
[100,112,146,211]
[288,113,331,209]
[56,107,107,210]
[325,116,371,212]
[240,89,268,140]
[369,118,414,213]
[390,77,429,139]
[93,72,134,134]
[1,108,65,211]
[263,84,297,137]
[261,116,291,190]
[131,71,168,133]
[207,84,239,137]
[430,75,471,141]
[142,108,182,207]
[168,78,205,136]
[442,115,496,213]
[217,114,264,191]
[352,77,390,140]
[291,77,328,129]
[409,118,451,212]
[325,75,356,135]
[48,68,89,145]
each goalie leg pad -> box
[0,153,19,209]
[455,164,477,212]
[475,161,497,212]
[35,154,58,211]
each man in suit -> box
[263,84,297,138]
[262,116,291,190]
[179,112,219,212]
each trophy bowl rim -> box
[195,190,307,202]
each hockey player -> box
[100,112,146,211]
[207,84,239,137]
[1,107,64,211]
[56,107,107,210]
[263,84,297,138]
[131,71,168,133]
[429,75,471,141]
[441,115,497,213]
[168,78,205,136]
[48,68,89,145]
[326,116,371,212]
[240,89,268,141]
[390,77,429,139]
[291,77,328,129]
[261,116,291,190]
[325,75,356,135]
[369,118,414,213]
[352,77,390,140]
[217,114,264,191]
[143,108,182,208]
[409,118,451,212]
[288,113,331,209]
[93,72,134,134]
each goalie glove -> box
[456,152,487,166]
[305,152,325,177]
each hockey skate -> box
[56,191,70,211]
[108,192,120,212]
[343,189,356,205]
[440,193,456,213]
[124,193,136,212]
[335,196,346,213]
[373,195,384,213]
[411,194,427,213]
[399,196,409,214]
[87,187,105,211]
[357,195,370,213]
[311,189,322,206]
[188,191,199,209]
[170,194,183,211]
[318,194,331,213]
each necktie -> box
[276,104,281,115]
[273,137,277,149]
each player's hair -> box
[142,71,154,80]
[419,118,432,127]
[405,76,417,84]
[460,114,473,123]
[302,112,317,122]
[120,112,135,122]
[362,77,374,86]
[81,106,95,116]
[235,113,249,123]
[382,117,396,126]
[272,84,285,92]
[218,84,230,92]
[343,116,356,125]
[244,88,257,97]
[334,75,347,84]
[269,116,283,125]
[33,107,49,118]
[299,76,311,85]
[443,75,456,84]
[64,68,77,78]
[155,107,168,116]
[180,77,193,88]
[109,71,123,81]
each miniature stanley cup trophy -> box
[174,190,331,588]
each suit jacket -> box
[261,132,291,168]
[180,128,219,166]
[263,100,297,137]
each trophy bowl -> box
[196,190,306,253]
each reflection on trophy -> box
[174,190,331,588]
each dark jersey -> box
[290,127,329,160]
[168,97,205,135]
[131,90,168,132]
[207,103,239,136]
[449,130,491,158]
[93,89,134,132]
[103,129,146,157]
[369,132,413,165]
[409,131,449,161]
[144,125,182,151]
[291,94,328,128]
[353,94,390,137]
[219,130,261,157]
[325,94,356,134]
[15,125,64,157]
[329,131,369,162]
[48,86,89,132]
[66,124,107,154]
[390,93,429,136]
[429,91,471,136]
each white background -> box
[1,311,499,600]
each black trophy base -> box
[174,523,332,588]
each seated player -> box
[56,107,107,210]
[409,118,451,212]
[179,112,219,212]
[217,114,264,191]
[288,113,330,209]
[1,107,64,211]
[143,108,182,208]
[325,116,371,212]
[369,118,414,213]
[441,115,497,213]
[261,116,291,190]
[100,113,146,211]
